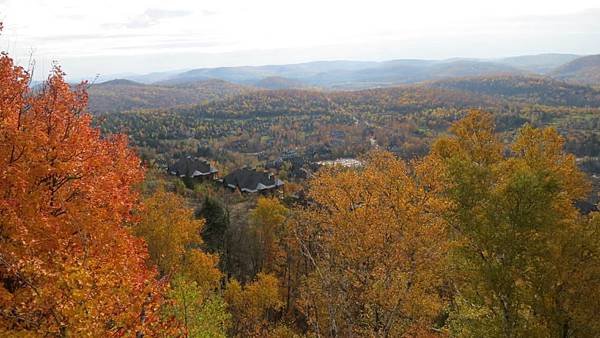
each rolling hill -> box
[156,61,378,86]
[253,76,309,89]
[426,75,600,107]
[551,54,600,85]
[497,54,580,73]
[304,59,527,88]
[84,55,600,116]
[97,79,600,179]
[87,79,255,113]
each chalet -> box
[222,167,284,193]
[168,156,218,180]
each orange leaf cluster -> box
[0,54,164,335]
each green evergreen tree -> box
[199,196,230,254]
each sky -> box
[1,0,600,81]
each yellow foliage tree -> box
[134,188,227,335]
[249,197,289,274]
[430,110,599,337]
[134,188,206,275]
[224,273,284,337]
[291,151,450,337]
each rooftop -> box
[168,156,218,178]
[223,167,284,193]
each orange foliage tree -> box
[0,49,164,334]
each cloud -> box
[125,8,192,29]
[144,9,191,19]
[39,33,147,42]
[504,8,600,28]
[201,9,218,16]
[107,40,224,51]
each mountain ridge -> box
[103,53,592,89]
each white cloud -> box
[124,8,192,29]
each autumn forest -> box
[2,15,600,338]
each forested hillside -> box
[552,54,600,85]
[426,75,600,107]
[254,76,309,89]
[98,81,600,171]
[498,53,581,73]
[87,78,255,113]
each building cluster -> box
[168,156,284,194]
[169,151,364,194]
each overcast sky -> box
[1,0,600,81]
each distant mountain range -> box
[103,53,598,87]
[121,58,525,88]
[86,53,600,113]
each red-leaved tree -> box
[0,32,166,336]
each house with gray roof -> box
[222,167,284,193]
[168,156,218,180]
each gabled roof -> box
[169,156,218,178]
[223,167,284,193]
